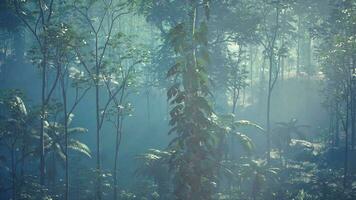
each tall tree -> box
[258,1,281,163]
[14,0,59,187]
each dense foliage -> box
[0,0,355,199]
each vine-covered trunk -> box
[167,1,216,199]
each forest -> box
[0,0,355,199]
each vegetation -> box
[0,0,355,199]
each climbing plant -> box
[166,1,218,199]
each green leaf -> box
[234,120,265,132]
[68,127,88,134]
[232,132,254,152]
[167,83,180,100]
[69,140,91,158]
[194,96,212,114]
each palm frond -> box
[68,127,88,134]
[232,132,254,152]
[68,139,91,158]
[234,120,265,132]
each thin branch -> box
[14,0,42,48]
[44,67,60,105]
[67,87,90,119]
[98,61,140,129]
[73,47,95,81]
[47,0,55,23]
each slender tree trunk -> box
[343,53,352,188]
[113,86,125,200]
[249,46,254,90]
[94,32,102,200]
[329,111,335,145]
[306,33,312,75]
[146,89,151,123]
[336,113,340,147]
[95,80,101,200]
[20,132,27,181]
[266,72,272,163]
[40,50,46,186]
[280,57,284,81]
[266,51,277,163]
[296,15,301,77]
[351,59,355,150]
[259,56,266,108]
[242,88,246,106]
[351,91,355,150]
[266,6,279,164]
[11,144,16,200]
[113,114,121,200]
[251,173,258,200]
[113,115,123,200]
[39,3,50,186]
[343,93,349,189]
[61,72,69,200]
[232,88,239,114]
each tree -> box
[13,0,59,186]
[226,47,249,114]
[72,1,132,199]
[317,0,355,189]
[258,0,281,163]
[0,91,32,200]
[166,1,218,199]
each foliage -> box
[0,0,356,200]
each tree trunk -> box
[40,49,46,186]
[146,89,151,124]
[336,114,340,147]
[266,5,279,164]
[266,73,272,163]
[61,72,69,200]
[232,88,239,114]
[343,93,349,189]
[95,31,102,200]
[306,32,312,75]
[95,81,101,200]
[250,46,253,89]
[351,58,355,150]
[113,112,122,200]
[296,15,301,77]
[113,86,125,200]
[11,144,16,200]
